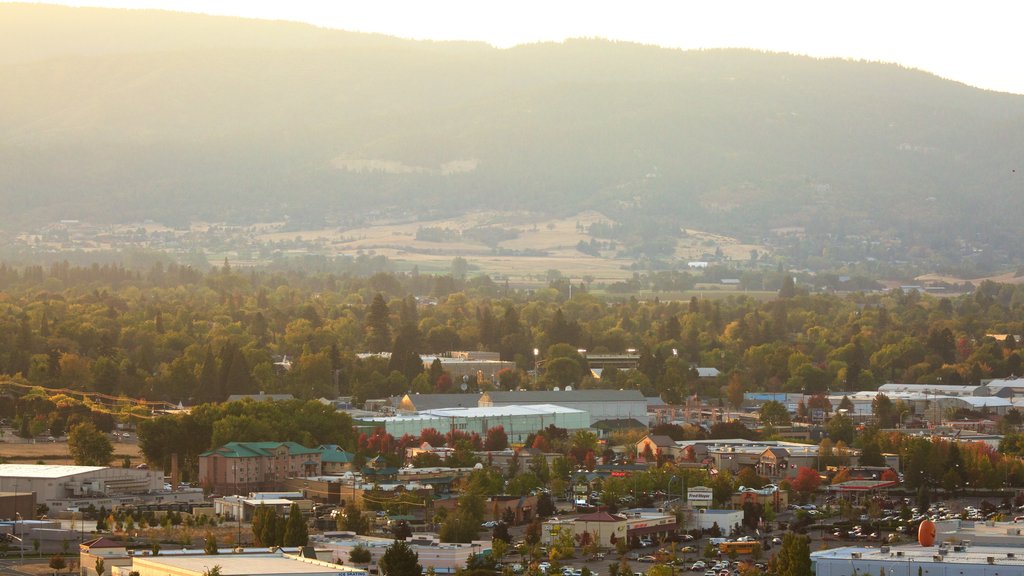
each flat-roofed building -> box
[357,404,589,444]
[480,390,647,425]
[112,552,366,576]
[812,543,1024,576]
[313,532,490,574]
[0,464,162,510]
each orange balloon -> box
[918,519,936,547]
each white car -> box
[691,562,706,571]
[538,562,551,573]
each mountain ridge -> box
[2,4,1023,269]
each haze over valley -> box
[2,4,1023,283]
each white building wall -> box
[813,556,1024,576]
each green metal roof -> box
[200,441,321,458]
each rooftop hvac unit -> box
[880,547,890,553]
[851,553,862,559]
[1008,553,1017,559]
[987,557,995,565]
[953,545,965,552]
[933,556,943,562]
[938,549,948,556]
[896,552,904,557]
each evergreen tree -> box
[283,503,308,547]
[379,540,422,576]
[365,294,392,352]
[774,533,811,576]
[204,533,219,554]
[197,347,219,403]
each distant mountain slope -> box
[1,4,1023,253]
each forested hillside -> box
[2,4,1024,259]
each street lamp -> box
[533,349,540,388]
[15,511,23,561]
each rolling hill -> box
[2,4,1023,264]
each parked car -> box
[772,537,782,545]
[481,520,498,528]
[691,561,707,571]
[639,538,654,547]
[638,556,657,563]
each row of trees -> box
[5,262,1024,406]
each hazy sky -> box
[15,0,1024,94]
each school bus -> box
[719,541,759,554]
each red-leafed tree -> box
[583,450,597,470]
[881,468,899,482]
[485,426,509,451]
[362,428,396,456]
[419,428,446,447]
[531,435,549,451]
[434,373,452,393]
[790,466,822,497]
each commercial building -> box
[213,492,312,521]
[479,390,648,426]
[812,543,1024,576]
[357,404,590,444]
[82,541,362,576]
[687,509,743,535]
[313,532,490,574]
[111,552,367,576]
[198,442,323,494]
[419,355,515,383]
[0,464,162,510]
[394,393,483,413]
[541,509,678,548]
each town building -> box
[688,508,743,535]
[198,442,322,494]
[226,392,296,403]
[394,393,483,413]
[318,445,355,475]
[635,435,677,461]
[111,552,367,576]
[812,543,1024,576]
[357,404,590,444]
[541,509,678,547]
[731,487,788,510]
[312,532,490,574]
[82,541,360,576]
[419,354,516,383]
[479,390,647,426]
[0,464,162,511]
[213,492,312,521]
[877,383,990,397]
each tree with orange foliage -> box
[790,466,821,499]
[831,468,851,485]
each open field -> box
[256,210,770,284]
[0,440,143,465]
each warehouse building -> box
[0,464,162,510]
[479,390,648,425]
[357,404,589,443]
[109,551,366,576]
[313,532,490,574]
[812,543,1024,576]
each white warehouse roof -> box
[0,464,106,479]
[363,404,585,422]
